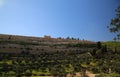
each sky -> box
[0,0,120,41]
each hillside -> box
[0,34,96,54]
[0,34,120,77]
[103,41,120,51]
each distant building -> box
[44,35,51,39]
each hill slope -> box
[0,34,96,54]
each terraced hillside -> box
[0,34,96,54]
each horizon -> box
[0,33,116,42]
[0,0,120,41]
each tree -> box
[97,41,101,49]
[108,6,120,40]
[24,69,32,77]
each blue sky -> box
[0,0,120,41]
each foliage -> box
[0,41,120,77]
[108,6,120,40]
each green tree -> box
[108,6,120,40]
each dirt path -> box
[86,71,96,77]
[32,71,97,77]
[67,71,97,77]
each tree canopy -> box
[108,6,120,40]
